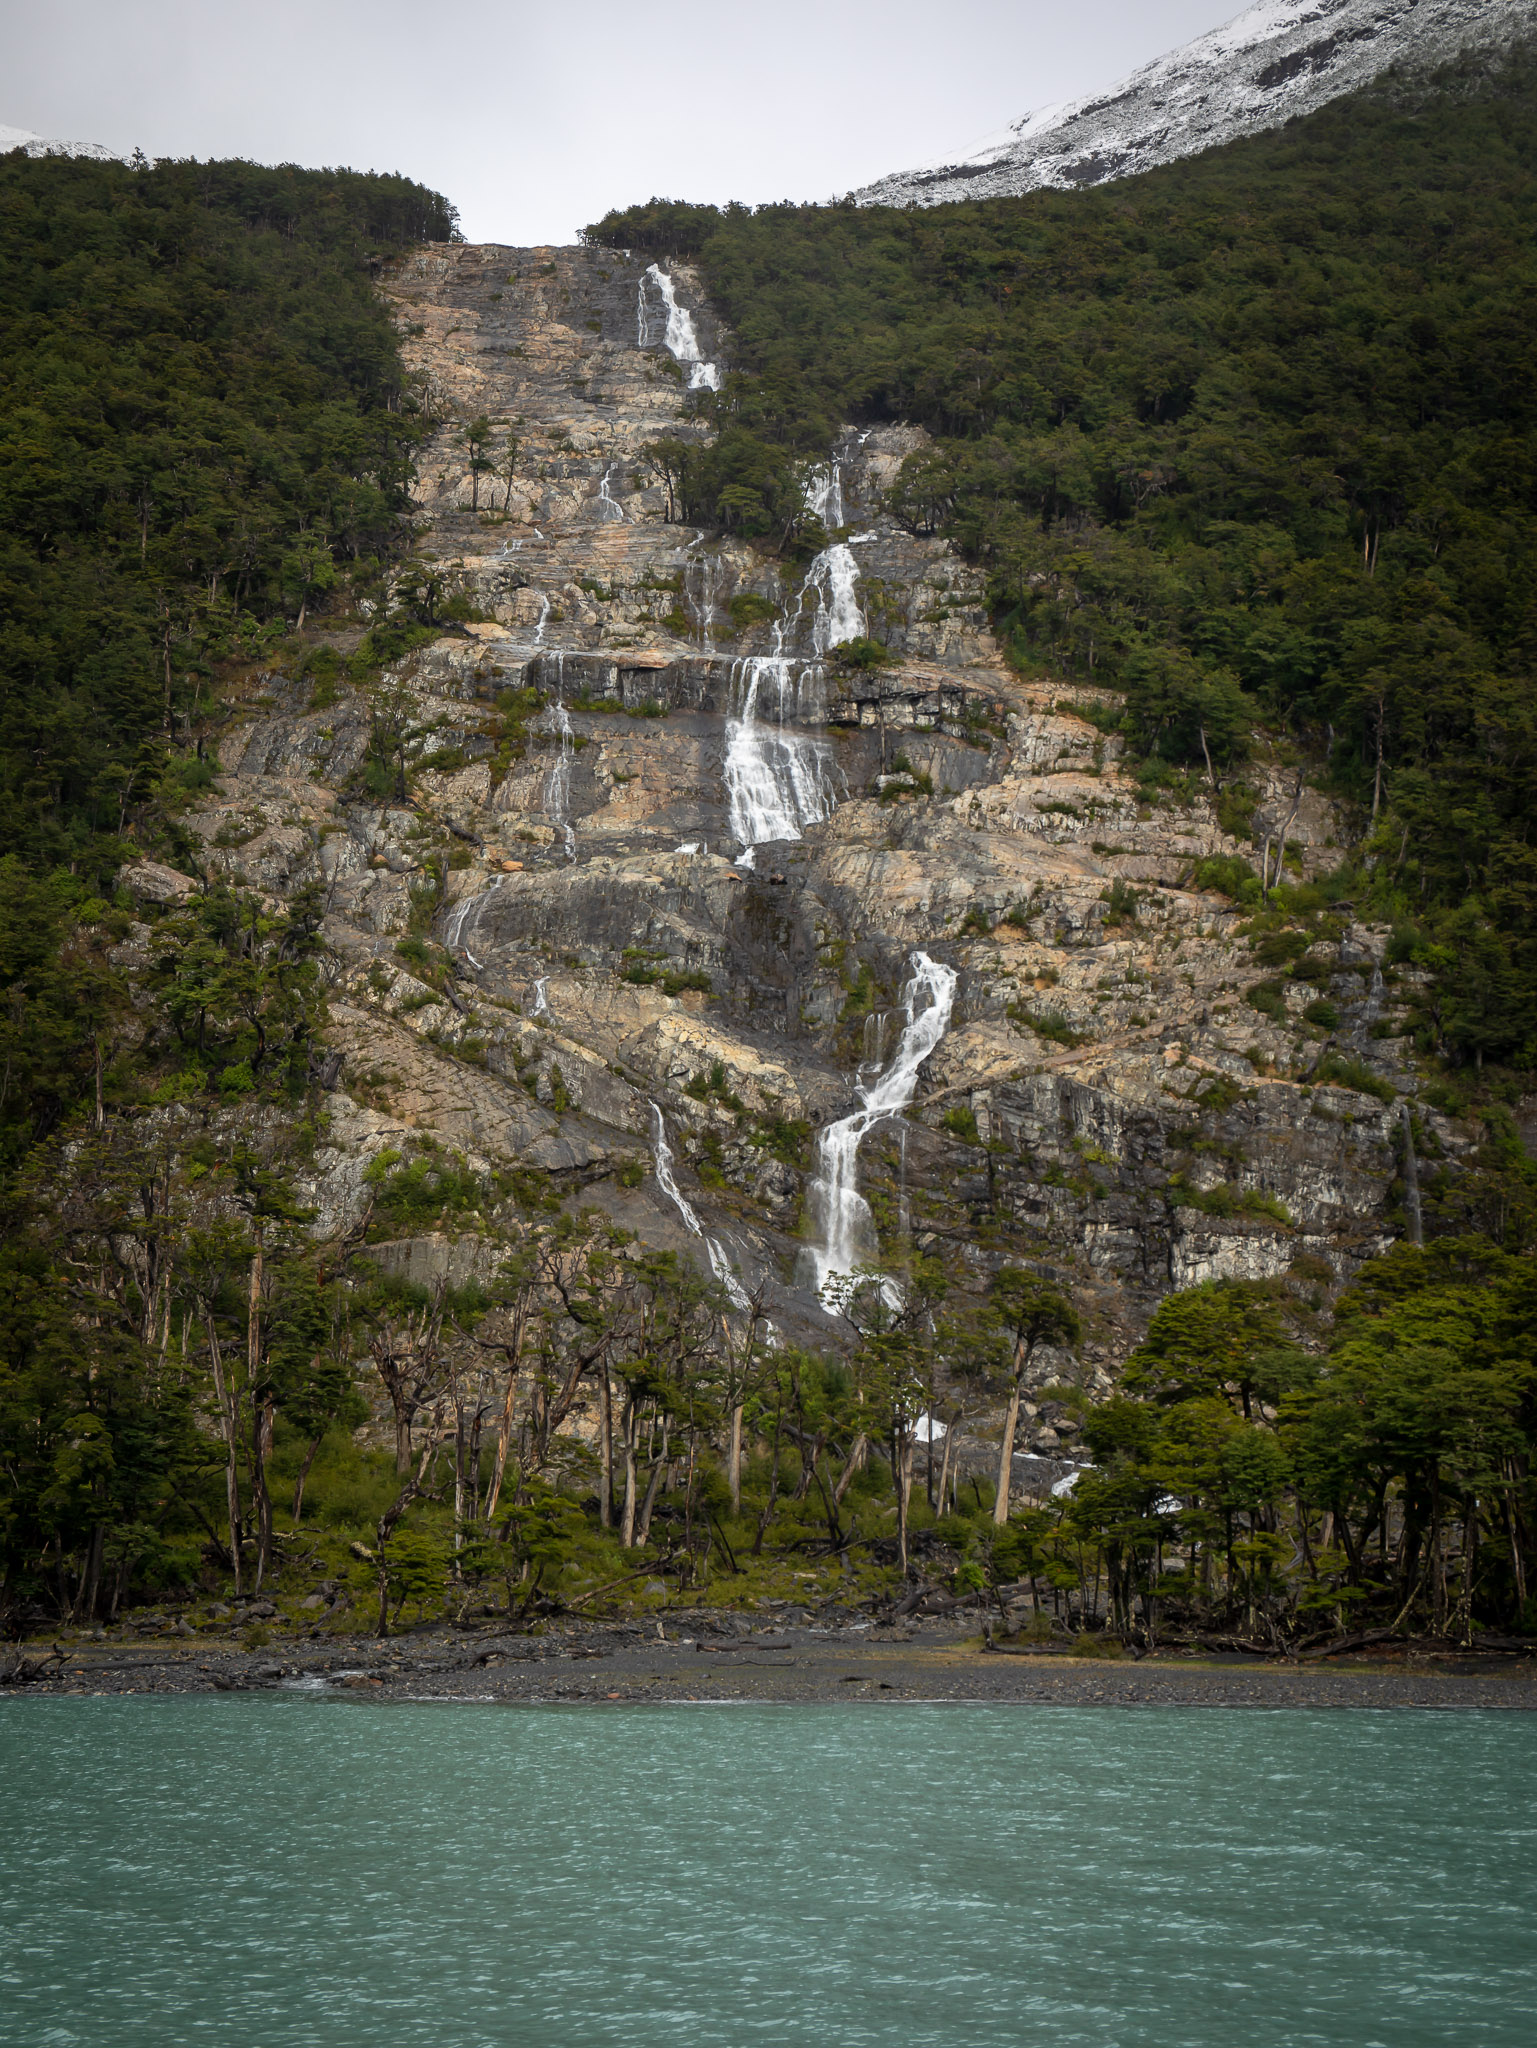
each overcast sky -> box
[6,1,1245,244]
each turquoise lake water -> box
[1,1699,1532,2047]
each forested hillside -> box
[589,46,1537,1073]
[0,154,453,865]
[0,153,453,1164]
[0,153,457,1626]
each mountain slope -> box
[850,0,1534,207]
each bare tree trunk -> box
[753,1397,785,1556]
[75,1523,104,1623]
[831,1433,867,1508]
[728,1402,743,1516]
[374,1410,446,1638]
[634,1422,671,1547]
[994,1382,1021,1526]
[599,1366,614,1529]
[791,1431,825,1503]
[206,1313,243,1596]
[936,1418,956,1520]
[453,1388,468,1569]
[1271,773,1305,896]
[248,1237,272,1591]
[620,1396,639,1549]
[895,1430,914,1575]
[483,1355,521,1530]
[291,1434,323,1523]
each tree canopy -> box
[0,150,454,872]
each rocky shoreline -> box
[7,1618,1535,1711]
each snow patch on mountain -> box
[850,0,1536,208]
[1,122,119,163]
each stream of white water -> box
[637,265,721,391]
[649,1103,750,1308]
[803,951,957,1307]
[717,538,870,864]
[800,543,865,654]
[541,668,576,861]
[443,874,505,972]
[596,463,625,523]
[723,654,835,867]
[804,461,844,530]
[531,976,550,1019]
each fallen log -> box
[1298,1627,1403,1661]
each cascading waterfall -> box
[649,1104,750,1309]
[637,264,722,391]
[802,951,957,1307]
[860,1009,891,1078]
[541,666,576,861]
[596,463,625,523]
[799,543,865,654]
[804,460,844,530]
[717,538,865,866]
[531,976,550,1018]
[532,593,551,646]
[444,876,501,971]
[687,549,724,647]
[724,651,836,867]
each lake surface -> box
[1,1699,1532,2047]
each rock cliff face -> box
[163,240,1456,1416]
[849,0,1533,209]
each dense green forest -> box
[0,153,461,1629]
[0,153,452,871]
[0,153,454,1170]
[590,46,1537,1075]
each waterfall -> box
[802,951,957,1307]
[444,875,503,971]
[531,976,550,1018]
[541,673,576,861]
[532,593,551,646]
[687,549,724,647]
[799,544,865,654]
[596,463,625,523]
[724,654,836,868]
[649,1103,750,1308]
[804,461,844,530]
[637,264,722,391]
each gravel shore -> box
[8,1616,1537,1710]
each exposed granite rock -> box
[165,241,1458,1373]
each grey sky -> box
[5,1,1245,245]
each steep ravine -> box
[147,240,1462,1447]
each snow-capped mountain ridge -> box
[0,122,119,164]
[851,0,1536,209]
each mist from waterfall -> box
[802,952,957,1308]
[637,265,722,391]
